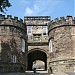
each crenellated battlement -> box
[0,14,26,31]
[48,16,75,31]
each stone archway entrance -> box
[28,50,47,71]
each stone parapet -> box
[48,16,75,33]
[0,14,26,32]
[24,16,50,25]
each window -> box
[12,55,16,63]
[6,27,10,33]
[21,39,25,52]
[42,26,47,35]
[27,26,32,35]
[1,26,6,33]
[49,40,53,52]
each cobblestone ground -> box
[0,71,75,75]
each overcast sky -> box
[0,0,74,20]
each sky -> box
[0,0,74,20]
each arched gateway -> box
[28,48,47,70]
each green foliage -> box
[0,0,12,13]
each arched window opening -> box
[49,40,53,53]
[21,39,25,52]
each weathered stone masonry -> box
[0,14,28,73]
[48,16,75,73]
[0,14,75,74]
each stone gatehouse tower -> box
[0,14,28,73]
[48,16,75,73]
[24,16,50,70]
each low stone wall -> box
[49,59,75,73]
[0,62,26,73]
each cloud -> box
[24,1,40,16]
[25,4,40,16]
[24,0,60,16]
[25,7,33,15]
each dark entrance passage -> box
[28,50,47,71]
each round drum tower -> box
[0,14,27,73]
[48,16,75,73]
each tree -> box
[0,0,11,13]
